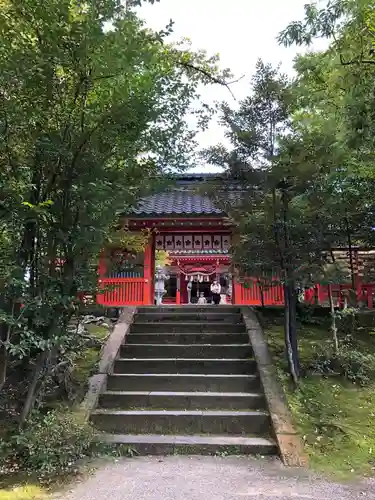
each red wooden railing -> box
[97,278,145,306]
[95,277,375,308]
[235,279,284,306]
[361,284,375,308]
[237,280,375,307]
[304,283,375,308]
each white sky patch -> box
[139,0,329,171]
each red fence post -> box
[233,278,243,305]
[316,284,322,305]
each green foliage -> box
[267,317,375,385]
[0,0,229,423]
[265,317,375,478]
[204,0,375,381]
[105,228,151,253]
[155,250,172,268]
[0,410,98,483]
[311,348,375,385]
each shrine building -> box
[97,173,375,308]
[96,173,283,306]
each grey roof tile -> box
[129,174,243,217]
[132,192,223,216]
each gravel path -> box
[62,456,375,500]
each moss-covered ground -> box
[263,311,375,479]
[71,323,109,384]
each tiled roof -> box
[132,191,223,216]
[130,174,242,217]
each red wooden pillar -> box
[98,250,107,278]
[316,284,323,305]
[96,250,107,305]
[143,236,153,305]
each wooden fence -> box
[96,278,145,306]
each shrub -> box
[310,348,375,385]
[0,409,98,482]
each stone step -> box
[120,343,253,359]
[101,433,277,456]
[137,306,241,314]
[106,373,260,392]
[91,409,271,435]
[113,358,257,375]
[130,323,246,334]
[99,391,266,411]
[134,313,243,323]
[126,332,249,345]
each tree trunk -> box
[345,214,357,299]
[284,283,299,385]
[258,278,265,308]
[19,350,48,427]
[280,185,300,383]
[0,297,12,393]
[288,283,299,374]
[0,341,7,393]
[327,283,339,353]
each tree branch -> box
[92,64,244,100]
[177,61,243,100]
[339,51,375,66]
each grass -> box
[0,485,47,500]
[264,317,375,479]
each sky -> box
[138,0,328,171]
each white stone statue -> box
[187,279,193,304]
[154,265,170,305]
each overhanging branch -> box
[177,61,244,100]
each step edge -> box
[121,344,251,347]
[127,332,248,335]
[101,391,264,397]
[135,312,241,315]
[101,433,277,446]
[92,410,270,416]
[133,322,245,325]
[115,358,255,362]
[107,373,259,378]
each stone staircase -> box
[90,306,278,456]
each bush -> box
[0,409,98,482]
[310,348,375,385]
